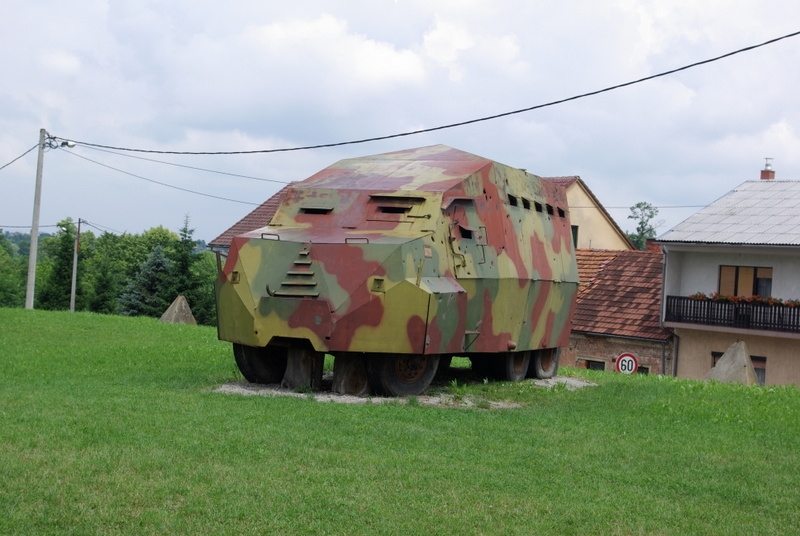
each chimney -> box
[760,158,775,180]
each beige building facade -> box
[545,177,634,250]
[673,327,800,386]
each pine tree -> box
[169,215,198,300]
[118,245,173,317]
[37,220,80,310]
[84,232,127,315]
[166,215,217,326]
[89,257,122,314]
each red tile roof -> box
[209,184,293,248]
[572,249,670,341]
[575,249,620,298]
[544,176,580,188]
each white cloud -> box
[38,50,81,76]
[247,14,426,89]
[3,0,800,241]
[422,16,474,80]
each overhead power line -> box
[82,220,123,235]
[0,143,40,172]
[81,145,289,184]
[0,224,62,229]
[572,205,705,210]
[55,29,800,156]
[61,150,260,206]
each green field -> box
[1,308,798,535]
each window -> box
[712,351,766,385]
[636,367,649,375]
[756,269,773,296]
[571,225,579,248]
[585,360,605,371]
[507,194,518,207]
[367,195,424,222]
[299,207,332,215]
[719,265,772,296]
[378,206,410,214]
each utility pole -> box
[25,129,47,309]
[69,218,82,312]
[24,129,75,310]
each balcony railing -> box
[665,296,800,334]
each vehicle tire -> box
[368,353,440,397]
[529,348,560,379]
[435,355,453,378]
[233,343,288,384]
[495,351,530,382]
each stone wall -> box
[561,333,674,375]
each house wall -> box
[664,248,800,299]
[562,333,672,375]
[675,327,800,386]
[567,185,632,250]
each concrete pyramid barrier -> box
[706,339,758,385]
[160,295,197,326]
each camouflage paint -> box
[216,145,578,358]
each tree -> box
[166,215,217,326]
[0,231,15,257]
[0,246,24,307]
[118,245,174,317]
[626,202,661,250]
[0,231,24,307]
[83,232,128,314]
[37,219,86,310]
[104,226,179,281]
[189,250,218,326]
[5,232,30,258]
[168,216,198,299]
[81,227,179,316]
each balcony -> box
[665,296,800,334]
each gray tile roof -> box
[658,180,800,246]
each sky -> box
[2,1,800,243]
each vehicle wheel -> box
[332,354,370,396]
[496,351,530,382]
[435,355,453,378]
[233,343,288,384]
[529,348,560,379]
[368,353,440,397]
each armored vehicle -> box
[215,145,578,396]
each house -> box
[545,178,668,373]
[209,183,293,251]
[658,164,800,386]
[561,248,673,374]
[544,176,635,250]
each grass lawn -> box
[1,308,798,535]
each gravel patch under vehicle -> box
[215,375,596,409]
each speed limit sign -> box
[615,353,639,374]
